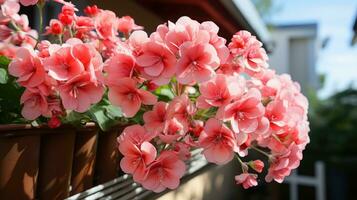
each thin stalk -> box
[251,146,271,158]
[235,154,248,173]
[37,4,44,39]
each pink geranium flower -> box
[167,95,196,131]
[163,16,202,54]
[200,21,229,63]
[0,24,12,40]
[118,125,157,181]
[228,30,268,73]
[235,173,258,189]
[44,46,84,81]
[141,151,186,193]
[108,77,157,117]
[0,0,20,22]
[8,47,45,87]
[217,88,265,134]
[199,118,236,165]
[119,140,157,182]
[173,142,191,161]
[20,87,49,120]
[117,16,143,36]
[242,43,268,73]
[19,0,38,6]
[103,53,135,82]
[72,42,103,81]
[228,30,256,56]
[143,101,168,133]
[59,73,104,112]
[176,42,219,84]
[249,160,264,173]
[197,74,245,109]
[159,118,185,144]
[118,124,156,146]
[95,10,118,41]
[265,144,302,183]
[128,30,149,56]
[136,41,176,85]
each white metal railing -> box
[66,149,208,200]
[284,161,326,200]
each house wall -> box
[269,25,319,94]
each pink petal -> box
[138,89,157,105]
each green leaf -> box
[154,85,174,102]
[0,56,11,68]
[0,68,8,84]
[0,56,25,124]
[87,99,123,131]
[63,111,90,126]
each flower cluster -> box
[3,0,310,192]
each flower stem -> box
[37,4,44,39]
[251,146,271,158]
[235,154,248,172]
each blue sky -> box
[269,0,357,98]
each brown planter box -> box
[0,123,125,200]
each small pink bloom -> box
[265,99,288,130]
[119,140,157,182]
[200,21,229,63]
[45,19,63,35]
[48,116,61,128]
[163,16,201,54]
[8,47,45,87]
[128,30,149,56]
[20,87,49,120]
[167,95,196,131]
[141,151,186,193]
[95,10,118,41]
[117,16,143,35]
[59,73,104,112]
[242,43,268,73]
[197,74,245,109]
[189,120,204,137]
[104,53,135,82]
[249,160,264,173]
[229,31,268,73]
[75,16,94,38]
[159,118,185,144]
[118,125,156,146]
[44,46,84,81]
[235,132,251,157]
[136,41,176,85]
[173,142,191,161]
[199,118,236,165]
[108,77,157,117]
[0,1,20,22]
[176,42,219,84]
[37,40,51,58]
[0,25,12,40]
[217,88,265,134]
[143,101,168,133]
[84,5,99,17]
[265,144,302,183]
[19,0,38,6]
[71,43,103,82]
[235,173,258,189]
[118,125,159,182]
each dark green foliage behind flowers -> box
[0,56,26,124]
[309,88,357,157]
